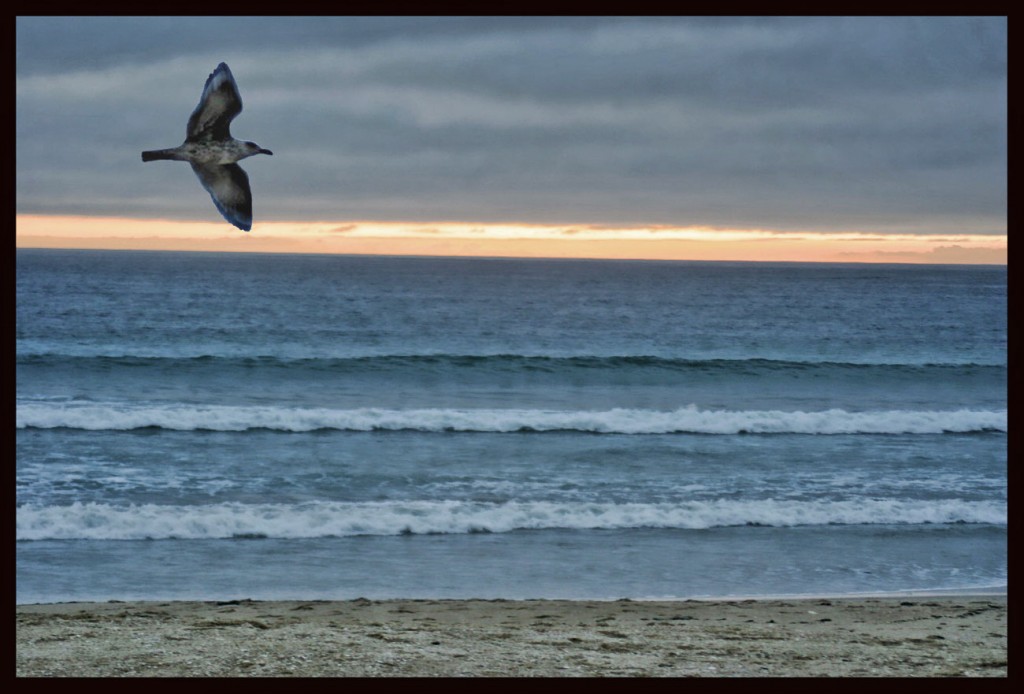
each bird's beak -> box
[259,148,273,156]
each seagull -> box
[141,63,272,231]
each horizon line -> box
[15,243,1008,268]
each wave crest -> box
[16,498,1007,541]
[16,402,1007,435]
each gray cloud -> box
[16,16,1006,233]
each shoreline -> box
[17,594,1007,677]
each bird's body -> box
[141,63,271,231]
[142,139,263,166]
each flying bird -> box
[141,63,272,231]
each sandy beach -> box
[16,595,1006,677]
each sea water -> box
[16,249,1006,602]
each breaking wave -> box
[16,498,1007,541]
[16,401,1007,435]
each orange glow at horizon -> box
[16,214,1008,265]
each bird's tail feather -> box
[142,149,181,162]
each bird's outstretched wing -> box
[190,163,253,231]
[186,63,243,142]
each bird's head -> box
[244,141,273,157]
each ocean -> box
[16,249,1007,603]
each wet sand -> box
[16,595,1006,677]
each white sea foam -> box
[15,401,1008,435]
[15,498,1007,541]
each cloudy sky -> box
[16,16,1007,262]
